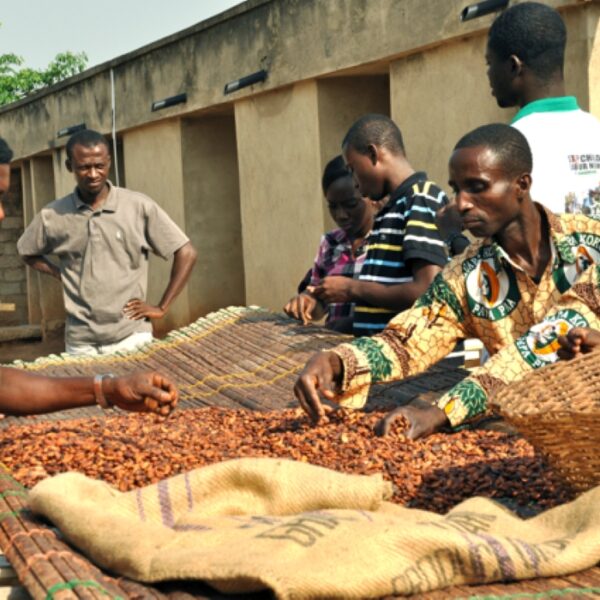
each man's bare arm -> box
[313,260,442,312]
[124,241,198,320]
[22,255,61,280]
[0,367,178,416]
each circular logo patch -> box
[515,309,589,368]
[554,233,600,292]
[464,252,520,321]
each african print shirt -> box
[329,205,600,426]
[310,228,368,325]
[352,172,449,337]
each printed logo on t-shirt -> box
[463,248,519,321]
[564,156,600,215]
[515,309,589,368]
[568,154,600,174]
[553,233,600,292]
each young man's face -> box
[448,145,525,239]
[342,144,387,201]
[66,143,111,198]
[0,163,10,223]
[485,45,519,108]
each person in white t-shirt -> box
[485,1,600,215]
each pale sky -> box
[0,1,243,70]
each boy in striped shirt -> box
[311,114,449,336]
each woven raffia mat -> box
[492,348,600,493]
[0,464,133,599]
[0,306,469,427]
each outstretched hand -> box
[123,298,165,320]
[374,402,449,439]
[107,372,178,415]
[294,351,343,423]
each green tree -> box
[0,50,88,106]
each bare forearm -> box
[348,279,432,311]
[157,242,197,311]
[0,368,178,416]
[0,367,94,415]
[348,262,443,311]
[23,255,61,280]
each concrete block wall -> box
[0,169,27,326]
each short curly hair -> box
[342,114,405,157]
[488,2,566,81]
[454,123,532,177]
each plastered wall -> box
[181,115,246,319]
[235,81,323,310]
[317,75,390,229]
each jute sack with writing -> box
[29,457,600,599]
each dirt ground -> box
[0,329,65,364]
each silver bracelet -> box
[93,373,115,409]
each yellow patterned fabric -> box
[332,206,600,425]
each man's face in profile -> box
[485,45,519,109]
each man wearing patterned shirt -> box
[294,124,600,435]
[311,114,449,337]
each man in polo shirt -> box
[293,124,600,436]
[311,114,449,336]
[0,136,177,415]
[486,1,600,215]
[18,129,197,356]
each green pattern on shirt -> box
[351,337,393,382]
[447,379,488,420]
[415,274,465,322]
[555,237,576,263]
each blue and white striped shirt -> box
[353,172,449,337]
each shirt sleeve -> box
[330,271,470,409]
[144,200,190,259]
[17,212,50,257]
[402,184,449,268]
[436,263,600,427]
[309,234,329,287]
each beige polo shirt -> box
[17,183,189,345]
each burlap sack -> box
[29,457,600,599]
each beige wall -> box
[0,0,583,162]
[317,75,390,229]
[235,81,323,310]
[181,115,246,319]
[390,34,509,191]
[123,120,191,336]
[52,147,76,198]
[562,5,597,112]
[28,156,64,330]
[391,7,600,190]
[19,162,38,326]
[584,2,600,117]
